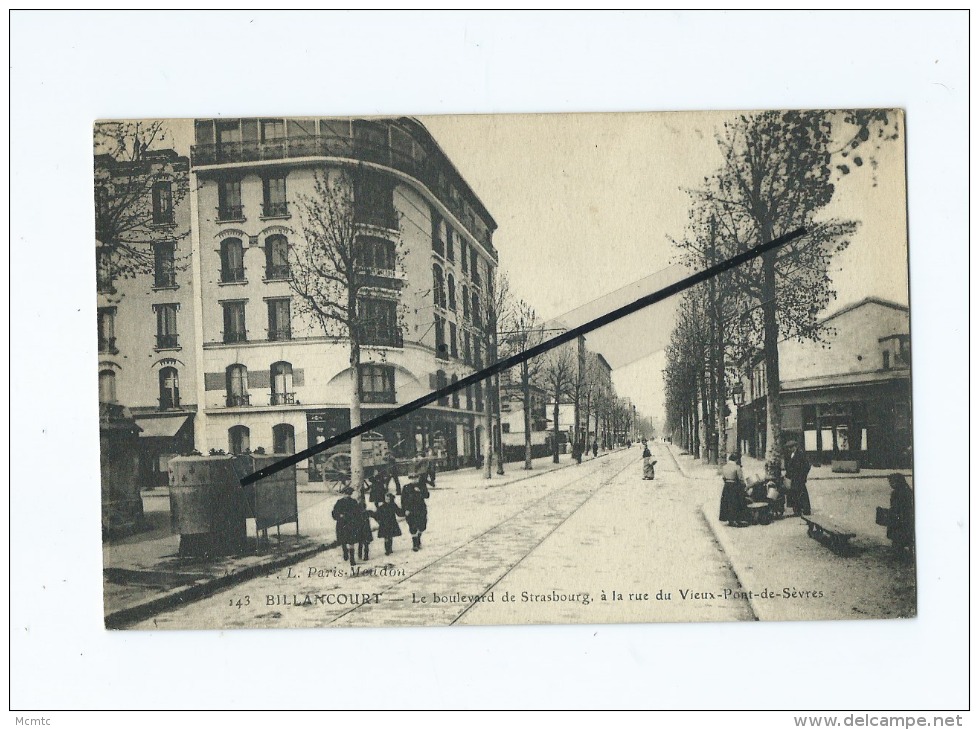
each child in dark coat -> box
[369,493,404,555]
[332,486,364,566]
[401,478,430,551]
[356,502,374,561]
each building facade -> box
[736,297,912,468]
[96,150,197,486]
[188,117,499,481]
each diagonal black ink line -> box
[241,227,806,486]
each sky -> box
[147,112,909,428]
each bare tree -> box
[541,341,576,463]
[486,272,513,476]
[501,300,547,470]
[290,166,405,498]
[94,121,190,282]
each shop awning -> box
[135,414,191,438]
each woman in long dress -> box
[719,452,749,526]
[642,445,656,480]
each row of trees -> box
[663,110,898,478]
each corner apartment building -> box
[188,117,499,481]
[96,150,197,486]
[736,297,911,468]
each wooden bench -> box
[801,516,856,555]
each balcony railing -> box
[159,396,180,410]
[156,334,179,349]
[360,327,403,348]
[217,205,244,221]
[221,267,246,283]
[354,204,398,231]
[152,212,175,226]
[265,264,291,280]
[224,331,247,344]
[226,393,250,407]
[98,337,117,354]
[154,270,177,288]
[191,131,494,252]
[361,390,395,404]
[270,392,296,406]
[262,201,289,217]
[268,328,292,342]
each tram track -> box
[328,447,641,627]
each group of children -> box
[331,473,431,567]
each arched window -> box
[450,375,460,409]
[159,367,180,410]
[265,234,290,280]
[220,237,245,282]
[462,284,470,320]
[271,361,294,405]
[273,424,295,454]
[432,264,445,309]
[229,425,250,455]
[447,273,456,311]
[98,370,116,404]
[226,364,249,407]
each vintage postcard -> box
[97,110,913,630]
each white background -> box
[8,9,970,716]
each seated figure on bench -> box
[719,452,750,528]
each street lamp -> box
[731,383,745,407]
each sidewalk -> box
[103,450,607,627]
[664,443,916,621]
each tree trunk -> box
[714,321,727,464]
[761,247,784,481]
[552,396,561,463]
[494,373,505,475]
[522,364,533,470]
[483,377,493,479]
[349,337,364,504]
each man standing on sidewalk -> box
[784,441,812,516]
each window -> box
[474,340,483,368]
[431,214,446,256]
[229,425,250,455]
[217,121,241,146]
[360,364,395,404]
[226,364,249,407]
[463,331,472,365]
[220,238,245,282]
[98,308,116,353]
[159,367,180,410]
[462,285,470,320]
[271,361,295,405]
[436,369,449,406]
[217,178,243,221]
[223,301,247,343]
[471,249,480,284]
[358,236,396,273]
[460,239,468,274]
[450,375,460,408]
[154,242,176,287]
[267,299,291,341]
[96,248,114,293]
[502,423,511,434]
[474,381,484,411]
[472,291,482,328]
[358,297,401,347]
[98,370,116,404]
[449,322,458,358]
[435,316,448,360]
[152,181,174,224]
[273,424,296,454]
[154,303,179,349]
[265,235,290,280]
[446,228,455,262]
[354,170,396,229]
[882,350,891,370]
[260,119,285,141]
[432,264,445,309]
[262,175,288,217]
[447,274,456,311]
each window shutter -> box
[293,368,304,387]
[249,369,271,389]
[204,372,225,391]
[429,373,437,389]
